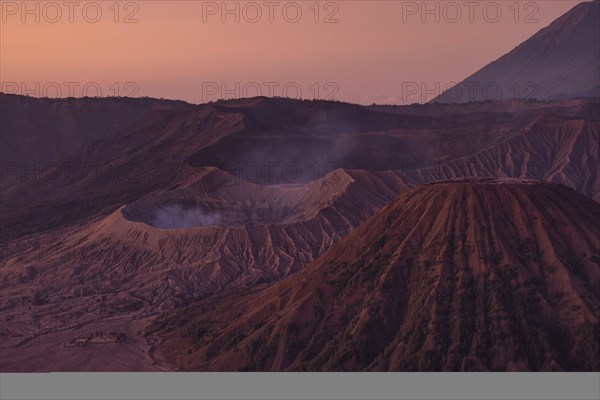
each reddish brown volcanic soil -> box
[1,97,599,372]
[0,167,406,310]
[155,181,600,371]
[0,167,408,372]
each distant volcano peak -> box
[431,0,600,103]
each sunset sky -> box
[0,0,585,104]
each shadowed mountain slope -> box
[0,94,191,188]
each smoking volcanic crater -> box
[121,167,354,229]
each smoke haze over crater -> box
[152,205,223,229]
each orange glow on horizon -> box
[0,0,586,104]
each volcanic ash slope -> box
[158,180,600,372]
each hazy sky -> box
[0,0,585,104]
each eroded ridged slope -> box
[158,180,600,371]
